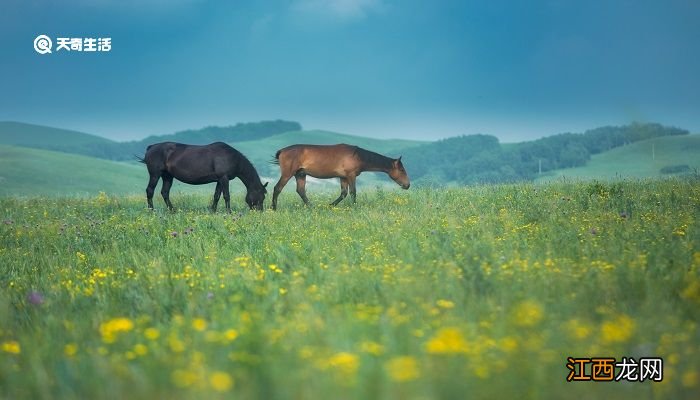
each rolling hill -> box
[0,121,114,147]
[536,134,700,181]
[0,144,144,196]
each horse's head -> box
[246,182,268,211]
[389,156,410,190]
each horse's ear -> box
[398,156,402,162]
[263,182,269,188]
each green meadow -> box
[0,145,145,197]
[538,135,700,182]
[1,180,698,399]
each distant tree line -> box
[400,123,689,185]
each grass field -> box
[0,145,146,197]
[537,135,700,182]
[1,180,698,399]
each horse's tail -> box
[269,149,282,165]
[135,144,155,163]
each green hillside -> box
[0,121,114,147]
[537,134,700,181]
[0,145,144,196]
[0,145,221,198]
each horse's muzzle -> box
[402,183,410,190]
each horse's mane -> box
[234,148,265,189]
[353,146,394,170]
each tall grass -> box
[1,180,698,399]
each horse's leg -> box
[272,174,292,210]
[220,178,232,213]
[348,175,358,204]
[211,182,222,212]
[161,173,175,211]
[330,178,349,206]
[295,172,311,206]
[146,174,159,209]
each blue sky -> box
[1,0,699,142]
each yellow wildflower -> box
[144,327,160,340]
[2,340,21,354]
[224,329,239,342]
[425,327,469,354]
[512,300,543,327]
[601,314,635,343]
[499,337,518,353]
[64,343,78,357]
[99,317,134,343]
[209,371,234,392]
[326,352,360,376]
[359,341,385,356]
[385,356,420,382]
[269,264,283,273]
[192,318,207,332]
[681,279,700,303]
[133,344,148,356]
[436,299,455,309]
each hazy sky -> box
[1,0,699,142]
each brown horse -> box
[271,144,410,209]
[138,142,268,211]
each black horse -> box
[138,142,267,211]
